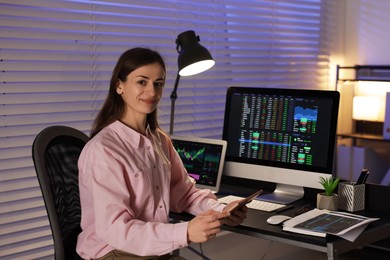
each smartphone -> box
[228,189,263,214]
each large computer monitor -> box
[222,87,340,204]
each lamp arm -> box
[169,72,181,135]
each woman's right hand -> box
[187,210,230,243]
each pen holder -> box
[338,182,365,212]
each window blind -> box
[0,0,338,258]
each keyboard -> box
[218,195,286,212]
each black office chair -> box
[32,126,89,260]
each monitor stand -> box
[257,184,304,205]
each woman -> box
[76,47,246,260]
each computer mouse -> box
[266,215,291,225]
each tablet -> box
[171,135,227,193]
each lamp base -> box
[355,120,383,135]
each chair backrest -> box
[32,126,89,260]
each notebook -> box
[170,135,227,193]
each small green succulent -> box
[319,176,340,196]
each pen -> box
[362,170,370,184]
[275,204,294,213]
[294,203,313,216]
[356,169,369,185]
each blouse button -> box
[135,173,139,177]
[155,185,159,190]
[146,146,150,150]
[159,205,163,208]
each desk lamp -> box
[352,96,382,122]
[352,95,383,135]
[169,30,215,135]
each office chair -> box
[32,126,89,260]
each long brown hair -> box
[90,47,166,138]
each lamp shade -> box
[352,96,382,121]
[176,30,215,76]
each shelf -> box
[337,133,390,142]
[336,65,390,136]
[337,65,390,82]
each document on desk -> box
[282,208,379,242]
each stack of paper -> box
[283,208,379,242]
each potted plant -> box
[317,176,340,210]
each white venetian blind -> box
[0,0,337,259]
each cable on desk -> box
[260,240,274,260]
[186,243,210,260]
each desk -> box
[171,179,390,260]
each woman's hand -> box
[187,210,229,243]
[222,200,248,226]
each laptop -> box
[170,135,227,193]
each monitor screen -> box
[222,87,340,204]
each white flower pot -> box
[317,193,339,210]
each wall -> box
[344,0,390,65]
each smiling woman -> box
[116,63,165,135]
[76,48,246,259]
[0,1,341,258]
[90,48,167,138]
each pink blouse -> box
[76,121,224,259]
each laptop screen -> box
[171,136,227,193]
